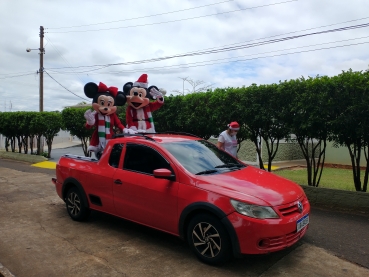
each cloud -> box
[0,0,368,112]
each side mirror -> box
[153,168,175,181]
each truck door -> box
[112,143,179,234]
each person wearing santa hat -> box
[217,121,240,157]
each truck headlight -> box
[230,199,279,219]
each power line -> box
[46,22,369,70]
[109,41,369,73]
[47,0,235,29]
[47,35,369,75]
[0,72,37,80]
[0,70,38,77]
[4,16,367,78]
[5,41,368,87]
[106,36,369,74]
[48,0,298,33]
[44,70,88,101]
[183,16,369,54]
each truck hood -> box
[195,166,304,206]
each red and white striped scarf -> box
[97,114,111,149]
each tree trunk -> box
[80,137,91,157]
[312,139,326,187]
[347,142,362,191]
[17,136,22,153]
[263,137,280,172]
[253,137,264,170]
[36,136,41,155]
[45,136,53,158]
[297,137,312,186]
[11,137,15,152]
[5,137,9,152]
[363,146,369,192]
[29,135,34,154]
[22,136,28,154]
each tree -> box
[41,112,62,158]
[329,69,369,192]
[0,112,18,152]
[179,92,215,139]
[279,76,333,186]
[61,107,94,157]
[154,95,185,132]
[238,84,289,171]
[207,87,250,152]
[29,113,44,155]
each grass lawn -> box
[273,167,366,192]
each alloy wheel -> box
[67,191,81,216]
[192,222,221,258]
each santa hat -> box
[227,121,240,130]
[133,74,148,88]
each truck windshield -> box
[161,140,245,175]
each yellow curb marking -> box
[31,161,56,169]
[263,165,279,171]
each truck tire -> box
[186,213,232,265]
[66,187,90,221]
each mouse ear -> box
[115,91,127,106]
[84,82,98,98]
[123,82,133,95]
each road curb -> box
[301,185,369,214]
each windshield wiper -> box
[215,163,244,168]
[195,169,218,175]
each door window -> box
[109,143,124,168]
[123,144,172,175]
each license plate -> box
[296,214,309,232]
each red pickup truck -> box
[52,132,310,265]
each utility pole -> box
[39,26,44,112]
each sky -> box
[0,0,368,112]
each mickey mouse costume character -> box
[123,74,164,133]
[84,82,135,158]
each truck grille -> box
[278,196,307,217]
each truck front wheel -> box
[66,187,90,221]
[186,213,232,265]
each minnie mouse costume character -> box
[123,74,164,133]
[84,82,135,157]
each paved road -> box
[1,158,368,276]
[48,145,86,162]
[1,158,369,268]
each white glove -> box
[137,129,147,133]
[84,110,96,125]
[149,87,163,100]
[123,128,137,134]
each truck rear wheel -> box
[66,187,90,221]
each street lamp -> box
[26,26,44,112]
